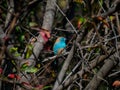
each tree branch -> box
[52,44,74,90]
[85,56,118,90]
[56,48,116,90]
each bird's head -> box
[59,37,66,42]
[55,37,66,44]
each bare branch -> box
[52,44,74,90]
[85,56,118,90]
[4,0,14,28]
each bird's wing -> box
[53,42,60,54]
[57,48,64,54]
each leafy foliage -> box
[0,0,120,90]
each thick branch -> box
[42,0,56,31]
[29,0,57,62]
[85,56,118,90]
[4,0,14,28]
[101,0,120,17]
[52,44,74,90]
[56,49,115,90]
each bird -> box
[52,37,66,71]
[53,37,66,55]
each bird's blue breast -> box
[53,40,66,54]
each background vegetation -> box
[0,0,120,90]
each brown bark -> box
[27,0,57,65]
[56,49,115,90]
[85,56,118,90]
[52,44,74,90]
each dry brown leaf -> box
[112,80,120,87]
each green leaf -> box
[23,67,38,73]
[19,34,25,42]
[25,44,33,58]
[9,47,21,57]
[29,22,38,27]
[21,62,29,70]
[27,44,33,50]
[42,86,52,90]
[9,47,18,53]
[26,51,31,59]
[15,26,20,32]
[87,47,91,52]
[14,52,21,57]
[36,63,41,68]
[79,17,86,24]
[11,60,16,65]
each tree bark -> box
[52,44,74,90]
[85,56,118,90]
[29,0,57,62]
[56,49,116,90]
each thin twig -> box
[54,2,78,35]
